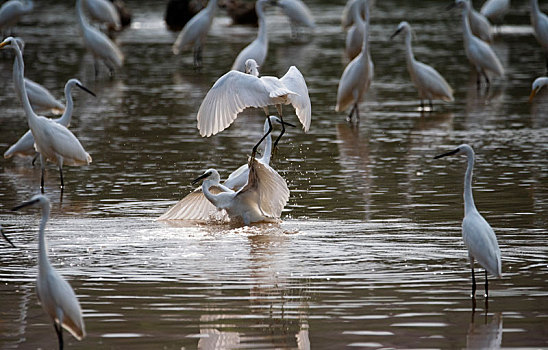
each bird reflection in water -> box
[466,309,503,350]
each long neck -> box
[76,0,89,30]
[38,204,51,273]
[58,84,74,125]
[23,0,34,12]
[202,178,221,207]
[256,3,267,43]
[12,44,39,126]
[463,152,477,215]
[404,30,415,66]
[360,3,370,56]
[531,0,540,22]
[461,6,473,46]
[206,0,218,19]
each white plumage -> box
[231,0,270,72]
[435,144,502,297]
[391,21,454,109]
[345,0,365,60]
[529,76,548,101]
[197,58,311,137]
[480,0,510,23]
[82,0,121,30]
[530,0,548,70]
[0,0,33,34]
[465,0,492,42]
[341,0,367,29]
[275,0,315,37]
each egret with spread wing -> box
[390,21,454,110]
[12,195,85,349]
[434,144,502,298]
[197,58,311,154]
[1,37,92,192]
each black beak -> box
[434,148,460,159]
[1,227,15,248]
[12,198,40,211]
[390,28,402,40]
[191,172,210,185]
[76,83,96,97]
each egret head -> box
[0,37,18,50]
[66,78,96,97]
[447,0,468,11]
[390,21,410,40]
[0,224,15,248]
[12,194,50,211]
[529,77,548,102]
[434,144,474,159]
[192,169,219,185]
[244,59,260,77]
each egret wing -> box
[4,129,35,158]
[462,212,502,277]
[196,71,276,137]
[38,120,91,165]
[414,61,454,101]
[279,66,311,132]
[158,186,223,221]
[47,270,86,340]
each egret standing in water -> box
[12,195,85,349]
[76,0,124,76]
[0,223,16,247]
[231,0,270,72]
[197,58,311,155]
[529,76,548,101]
[4,78,96,161]
[390,21,454,111]
[159,116,283,221]
[530,0,548,71]
[0,37,92,192]
[272,0,315,38]
[335,0,373,122]
[452,0,504,87]
[172,0,219,68]
[0,0,33,35]
[434,144,502,298]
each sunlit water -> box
[1,0,547,349]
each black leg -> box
[429,100,433,111]
[251,117,273,159]
[355,103,360,123]
[471,264,476,298]
[346,105,355,122]
[54,322,63,350]
[484,270,488,298]
[420,100,424,111]
[41,168,45,194]
[32,153,39,166]
[273,106,285,149]
[476,73,481,90]
[59,165,64,190]
[483,71,490,88]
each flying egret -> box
[231,0,270,72]
[172,0,219,68]
[341,0,367,29]
[189,157,290,226]
[0,0,33,35]
[390,21,454,110]
[480,0,510,24]
[335,0,373,122]
[453,0,504,87]
[434,144,502,298]
[345,0,365,60]
[12,195,86,349]
[197,58,311,154]
[0,37,92,192]
[529,76,548,101]
[0,223,16,247]
[82,0,121,31]
[5,78,96,161]
[12,38,65,115]
[76,0,124,76]
[530,0,548,71]
[159,116,282,221]
[272,0,315,38]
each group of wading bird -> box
[0,0,547,348]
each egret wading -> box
[12,195,85,349]
[4,78,96,162]
[159,116,282,221]
[232,0,270,72]
[335,0,373,122]
[390,21,454,111]
[172,0,219,68]
[197,58,311,156]
[0,37,92,193]
[434,144,502,298]
[529,76,548,101]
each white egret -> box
[529,76,548,101]
[434,144,502,298]
[273,0,315,38]
[0,223,16,247]
[12,38,65,115]
[159,116,281,221]
[76,0,124,76]
[335,0,373,122]
[231,0,270,72]
[345,0,365,60]
[0,0,33,34]
[454,0,504,87]
[4,78,96,161]
[449,0,492,42]
[480,0,510,24]
[82,0,121,31]
[12,195,86,349]
[530,0,548,71]
[0,37,92,192]
[172,0,219,68]
[341,0,367,29]
[197,58,311,154]
[390,21,454,110]
[189,157,289,226]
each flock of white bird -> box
[0,0,547,348]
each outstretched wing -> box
[280,66,311,132]
[236,158,290,218]
[197,71,279,137]
[158,186,222,221]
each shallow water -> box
[0,0,547,349]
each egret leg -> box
[482,71,490,88]
[420,100,424,111]
[346,105,355,122]
[429,100,433,111]
[54,322,63,350]
[58,157,65,190]
[471,263,477,298]
[40,154,46,194]
[273,105,285,149]
[355,103,360,123]
[484,270,488,298]
[32,153,39,166]
[251,117,273,159]
[476,72,481,89]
